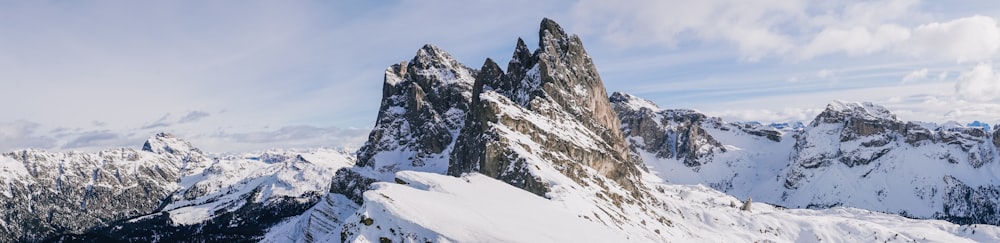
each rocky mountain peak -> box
[534,19,621,140]
[412,44,468,82]
[449,18,642,196]
[476,58,508,93]
[610,91,660,112]
[506,38,536,85]
[141,132,202,157]
[539,18,570,53]
[509,38,534,67]
[355,44,476,177]
[814,100,897,125]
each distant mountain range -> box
[3,18,999,243]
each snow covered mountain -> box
[1,133,194,241]
[0,133,354,242]
[612,91,1000,226]
[272,18,1000,242]
[4,18,1000,242]
[276,170,1000,242]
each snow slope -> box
[13,18,1000,243]
[160,149,355,226]
[261,19,1000,243]
[275,170,1000,242]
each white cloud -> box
[901,68,928,83]
[710,107,824,123]
[880,93,1000,125]
[0,1,563,152]
[178,111,211,124]
[804,0,919,29]
[61,130,123,150]
[938,71,949,80]
[903,15,1000,62]
[955,63,1000,101]
[4,1,1000,152]
[197,125,370,152]
[816,69,836,79]
[0,120,57,150]
[797,15,1000,62]
[799,24,910,59]
[569,0,803,60]
[570,0,1000,63]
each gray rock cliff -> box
[449,18,642,195]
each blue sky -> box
[2,0,1000,152]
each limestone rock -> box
[449,18,642,195]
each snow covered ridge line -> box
[288,171,1000,242]
[612,91,1000,227]
[304,17,1000,243]
[0,132,356,242]
[6,17,1000,242]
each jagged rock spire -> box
[449,18,642,195]
[507,38,535,84]
[355,44,476,177]
[539,17,569,53]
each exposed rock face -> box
[449,18,641,195]
[785,101,904,189]
[611,92,728,167]
[782,102,1000,225]
[328,168,378,205]
[786,101,998,189]
[610,91,793,198]
[820,102,898,162]
[355,44,475,176]
[615,94,1000,226]
[904,121,935,145]
[330,44,477,205]
[319,19,672,242]
[994,125,1000,149]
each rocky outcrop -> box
[785,101,903,189]
[610,92,730,167]
[449,18,642,195]
[994,125,1000,149]
[321,19,668,242]
[354,44,475,175]
[612,93,1000,226]
[326,44,477,204]
[329,44,478,206]
[787,101,998,189]
[782,102,1000,225]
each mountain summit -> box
[449,17,641,195]
[5,18,1000,243]
[354,43,475,178]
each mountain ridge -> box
[3,18,1000,243]
[613,91,1000,226]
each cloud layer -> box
[955,63,1000,102]
[2,1,1000,152]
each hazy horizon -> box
[3,0,1000,152]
